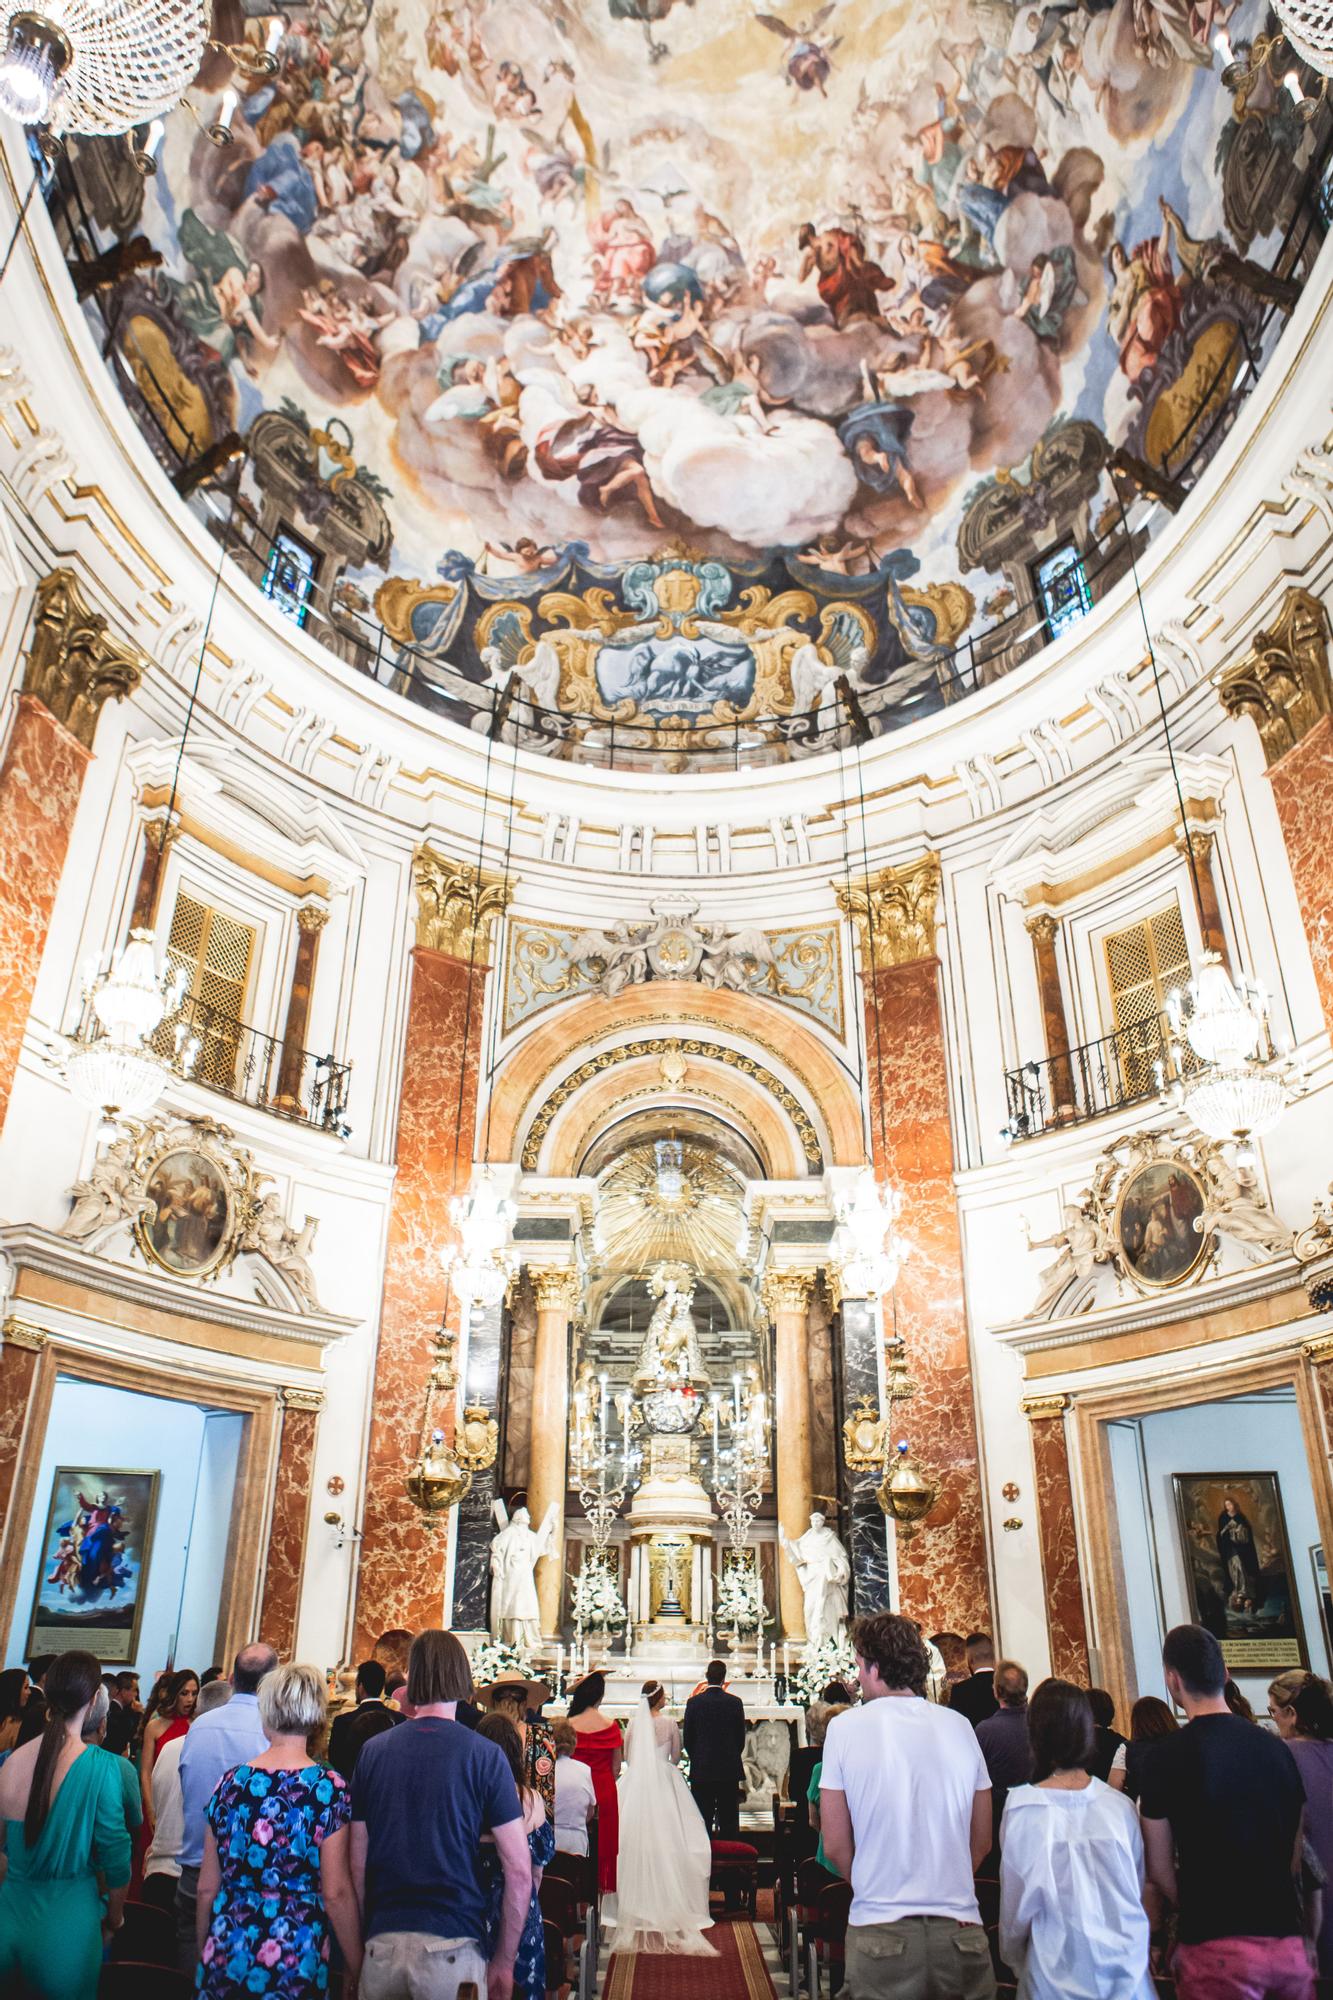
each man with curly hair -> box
[819,1612,996,1999]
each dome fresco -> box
[59,0,1324,758]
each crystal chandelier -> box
[65,927,182,1119]
[832,1167,908,1299]
[1265,4,1333,77]
[442,1170,517,1315]
[0,0,208,133]
[1161,951,1304,1151]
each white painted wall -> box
[7,1377,243,1677]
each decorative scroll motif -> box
[59,1113,323,1314]
[1021,1126,1293,1319]
[1218,588,1330,767]
[837,856,942,970]
[842,1395,888,1473]
[412,848,513,960]
[520,1038,823,1171]
[26,569,146,750]
[279,1385,325,1412]
[455,1405,500,1474]
[501,911,843,1036]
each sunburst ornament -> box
[594,1138,745,1270]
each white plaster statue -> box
[569,919,650,997]
[1196,1157,1294,1259]
[241,1194,322,1312]
[698,924,775,992]
[570,905,773,998]
[779,1512,850,1647]
[61,1142,155,1240]
[1023,1203,1108,1318]
[489,1498,560,1649]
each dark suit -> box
[947,1669,999,1730]
[683,1684,747,1841]
[327,1698,398,1780]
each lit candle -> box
[732,1373,742,1424]
[599,1373,609,1440]
[783,1642,790,1679]
[711,1394,720,1460]
[216,87,238,132]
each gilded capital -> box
[26,568,146,750]
[836,855,941,970]
[279,1384,325,1412]
[413,846,513,960]
[762,1269,816,1318]
[1302,1334,1333,1368]
[1021,1391,1071,1420]
[530,1266,580,1315]
[297,902,331,935]
[1217,586,1330,767]
[1025,911,1059,948]
[1,1315,48,1351]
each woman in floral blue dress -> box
[195,1663,362,1997]
[477,1712,554,2000]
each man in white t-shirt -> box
[820,1612,996,2000]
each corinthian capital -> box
[762,1269,816,1318]
[412,846,514,959]
[530,1266,580,1314]
[26,568,146,750]
[836,855,941,970]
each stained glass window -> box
[1033,542,1092,641]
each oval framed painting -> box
[135,1146,235,1279]
[1113,1156,1209,1291]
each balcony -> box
[145,993,352,1134]
[1002,1014,1200,1142]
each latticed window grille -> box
[157,892,255,1090]
[1103,902,1192,1096]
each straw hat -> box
[479,1669,552,1709]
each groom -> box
[683,1660,747,1840]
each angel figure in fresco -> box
[587,199,657,307]
[1107,215,1182,385]
[756,5,842,93]
[796,222,894,327]
[1023,1201,1109,1316]
[164,210,281,376]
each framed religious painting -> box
[136,1142,235,1278]
[1114,1154,1209,1290]
[26,1466,160,1664]
[1172,1471,1306,1671]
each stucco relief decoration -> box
[412,847,513,959]
[1022,1127,1294,1318]
[60,1113,323,1313]
[1218,587,1330,766]
[503,902,842,1034]
[61,0,1319,751]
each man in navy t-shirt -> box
[351,1629,530,2000]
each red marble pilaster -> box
[353,943,486,1654]
[864,956,991,1635]
[0,698,90,1136]
[1268,716,1333,1038]
[258,1394,321,1658]
[0,1327,44,1555]
[1023,1395,1090,1682]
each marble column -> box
[834,1295,891,1613]
[127,813,178,933]
[1022,1392,1090,1682]
[765,1268,816,1641]
[275,902,329,1111]
[838,856,991,1636]
[528,1266,578,1638]
[0,571,144,1137]
[353,851,511,1655]
[1177,829,1229,966]
[258,1387,323,1657]
[450,1296,505,1633]
[1026,912,1074,1117]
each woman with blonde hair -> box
[194,1662,362,1996]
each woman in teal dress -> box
[0,1650,133,2000]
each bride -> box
[614,1681,717,1956]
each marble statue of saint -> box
[779,1511,851,1646]
[489,1498,559,1649]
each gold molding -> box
[836,855,941,970]
[1021,1391,1071,1419]
[1218,586,1330,767]
[138,788,334,904]
[1303,1335,1333,1367]
[296,903,330,934]
[25,567,146,750]
[530,1266,581,1314]
[413,847,513,960]
[279,1384,325,1412]
[762,1269,816,1317]
[1,1315,48,1351]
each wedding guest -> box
[483,1672,556,1820]
[1141,1624,1312,2000]
[0,1668,28,1757]
[553,1721,596,1855]
[1269,1671,1333,1975]
[682,1661,746,1844]
[195,1662,362,1996]
[139,1667,197,1821]
[976,1661,1032,1864]
[0,1650,133,2000]
[176,1643,276,1972]
[805,1703,850,1877]
[83,1684,141,1842]
[1087,1688,1127,1781]
[569,1671,624,1889]
[328,1659,398,1780]
[1225,1680,1258,1723]
[1109,1697,1178,1802]
[145,1680,230,1914]
[999,1678,1154,2000]
[103,1673,141,1758]
[350,1628,530,2000]
[478,1712,552,2000]
[948,1633,1000,1728]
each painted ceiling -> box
[72,0,1318,747]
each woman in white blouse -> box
[999,1678,1155,2000]
[552,1720,596,1856]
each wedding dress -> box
[613,1697,717,1956]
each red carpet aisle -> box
[604,1921,776,2000]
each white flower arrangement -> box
[714,1559,771,1634]
[469,1636,535,1685]
[570,1554,627,1631]
[790,1632,858,1705]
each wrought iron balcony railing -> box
[145,992,352,1134]
[1002,1013,1200,1142]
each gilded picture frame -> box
[26,1466,161,1664]
[1113,1155,1210,1291]
[135,1142,237,1279]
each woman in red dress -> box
[133,1667,197,1890]
[567,1673,622,1892]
